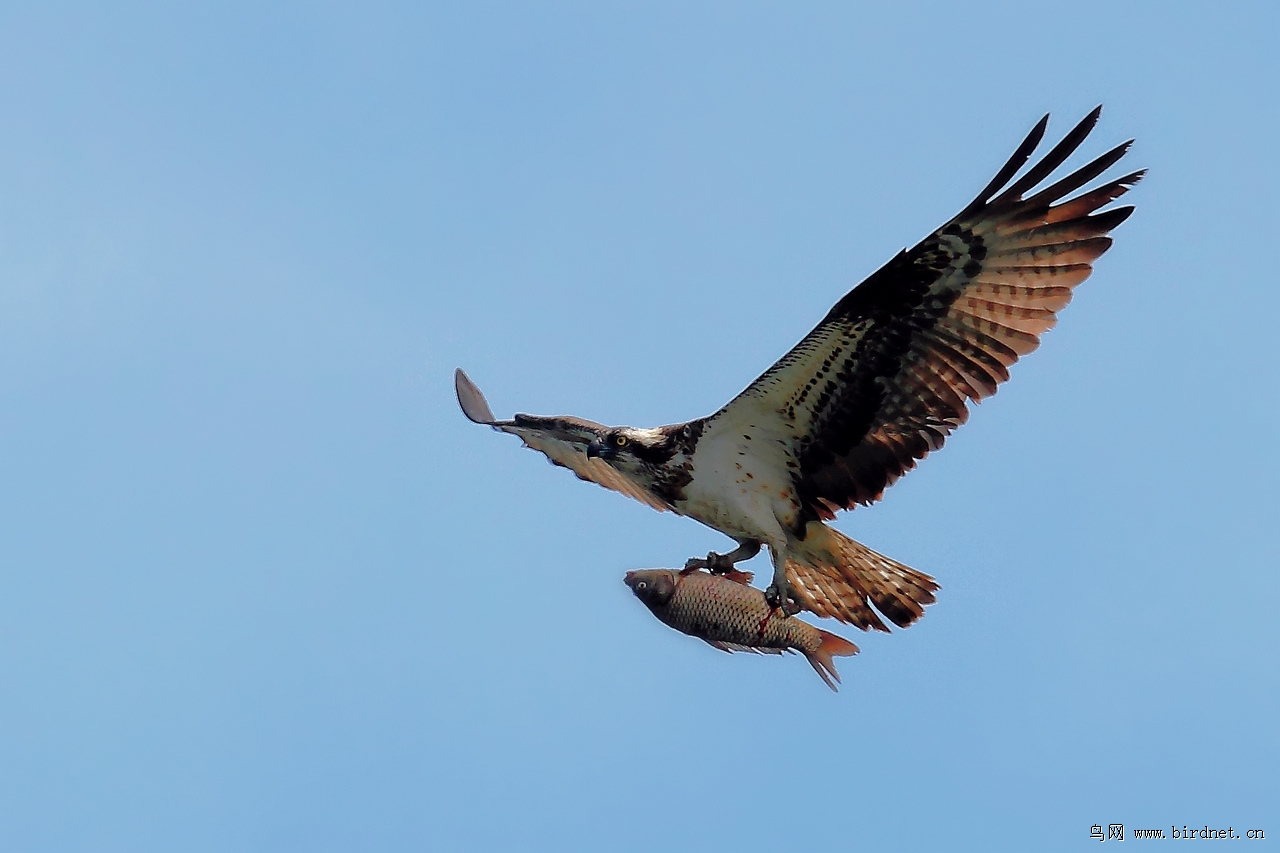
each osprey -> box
[457,108,1141,631]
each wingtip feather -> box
[959,113,1051,218]
[993,108,1105,205]
[455,368,498,424]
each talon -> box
[706,551,734,573]
[687,551,733,574]
[764,581,802,617]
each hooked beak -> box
[586,438,605,459]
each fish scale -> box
[624,568,859,691]
[662,571,813,650]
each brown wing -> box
[455,369,672,512]
[713,108,1142,518]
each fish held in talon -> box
[624,568,859,691]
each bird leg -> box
[683,539,760,574]
[764,550,802,616]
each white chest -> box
[677,421,800,542]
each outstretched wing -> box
[714,107,1142,518]
[455,369,672,512]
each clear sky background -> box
[0,3,1276,851]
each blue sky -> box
[0,3,1276,851]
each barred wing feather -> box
[715,107,1143,517]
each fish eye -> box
[612,434,628,447]
[635,580,647,591]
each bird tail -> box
[786,525,938,632]
[803,629,860,692]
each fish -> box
[624,567,859,691]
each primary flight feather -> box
[457,107,1142,630]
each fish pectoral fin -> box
[702,639,738,654]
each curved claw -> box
[708,552,738,573]
[764,581,802,616]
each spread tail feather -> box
[804,628,860,692]
[787,525,939,632]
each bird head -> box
[585,426,674,473]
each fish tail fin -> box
[803,629,860,692]
[787,525,939,631]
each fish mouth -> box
[622,571,636,587]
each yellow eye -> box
[613,434,628,447]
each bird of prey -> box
[456,108,1141,632]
